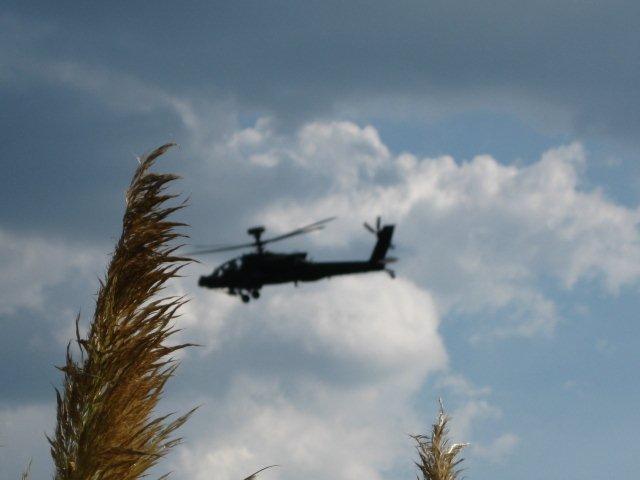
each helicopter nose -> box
[199,275,220,288]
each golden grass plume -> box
[48,143,195,480]
[413,400,468,480]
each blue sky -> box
[1,2,639,479]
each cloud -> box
[0,229,107,406]
[0,228,99,318]
[5,2,640,142]
[226,120,390,187]
[231,121,640,336]
[158,119,637,479]
[173,274,446,389]
[261,276,444,384]
[4,113,638,479]
[166,274,446,480]
[174,376,415,480]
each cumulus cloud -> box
[262,276,443,383]
[168,275,446,480]
[176,275,445,383]
[227,120,640,336]
[160,118,639,479]
[174,376,415,480]
[0,229,99,318]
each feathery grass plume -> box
[49,143,195,480]
[413,400,468,480]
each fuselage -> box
[197,223,395,300]
[198,255,385,290]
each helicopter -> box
[189,217,396,302]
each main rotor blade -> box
[187,217,336,254]
[262,216,337,244]
[186,241,257,255]
[364,222,376,234]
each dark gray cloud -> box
[2,1,639,240]
[4,1,639,133]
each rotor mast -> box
[247,226,266,253]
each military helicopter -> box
[189,217,396,302]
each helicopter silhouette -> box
[189,217,396,302]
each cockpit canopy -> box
[211,257,241,278]
[211,252,308,278]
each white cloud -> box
[262,276,444,384]
[224,119,390,189]
[169,275,446,480]
[294,122,390,187]
[174,376,422,480]
[0,229,99,317]
[5,109,638,480]
[165,118,640,480]
[176,274,446,384]
[232,121,640,336]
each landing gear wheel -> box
[241,294,250,303]
[251,289,260,299]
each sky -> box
[1,1,639,479]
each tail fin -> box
[369,225,394,263]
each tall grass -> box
[48,143,195,480]
[413,401,468,480]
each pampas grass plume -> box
[48,144,195,480]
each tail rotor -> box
[364,216,382,235]
[366,216,396,272]
[364,216,394,250]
